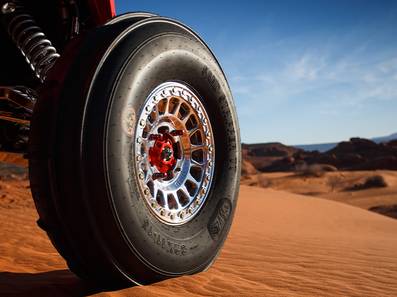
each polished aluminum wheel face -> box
[134,82,215,225]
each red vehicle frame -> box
[87,0,116,24]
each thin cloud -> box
[225,28,397,143]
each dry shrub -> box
[321,164,338,172]
[257,174,270,188]
[327,175,341,192]
[369,204,397,219]
[363,175,387,188]
[295,163,325,177]
[346,175,388,191]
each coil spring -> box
[3,1,60,82]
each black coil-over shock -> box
[1,1,60,82]
[0,1,60,152]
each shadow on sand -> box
[0,269,121,297]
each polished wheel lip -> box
[134,81,215,225]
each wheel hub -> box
[148,129,180,176]
[134,82,215,225]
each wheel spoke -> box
[154,106,160,120]
[173,101,182,116]
[191,144,207,151]
[182,111,193,123]
[180,186,192,202]
[153,184,159,202]
[164,97,170,114]
[144,171,151,184]
[187,174,201,187]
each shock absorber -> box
[1,1,60,82]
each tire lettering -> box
[142,219,187,256]
[208,199,232,240]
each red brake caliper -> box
[148,129,183,180]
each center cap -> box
[148,132,177,174]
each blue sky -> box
[116,0,397,144]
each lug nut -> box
[144,188,150,195]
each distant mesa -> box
[371,132,397,144]
[294,132,397,152]
[243,134,397,173]
[242,142,301,172]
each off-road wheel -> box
[29,13,240,287]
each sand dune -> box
[243,171,397,216]
[1,179,397,296]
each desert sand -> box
[1,177,397,297]
[242,170,397,216]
